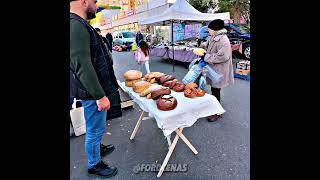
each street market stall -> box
[118,70,225,177]
[150,45,199,63]
[138,0,230,71]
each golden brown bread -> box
[150,78,156,84]
[125,79,141,87]
[184,88,198,98]
[139,85,162,97]
[133,81,152,93]
[123,70,142,80]
[144,73,152,80]
[144,72,165,82]
[196,89,206,97]
[185,82,198,90]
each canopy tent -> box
[139,0,230,25]
[138,0,230,71]
[96,4,121,12]
[89,4,121,28]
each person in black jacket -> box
[105,31,113,51]
[135,30,144,46]
[95,28,111,51]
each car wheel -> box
[243,43,250,60]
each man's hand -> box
[96,96,110,111]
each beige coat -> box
[202,34,234,88]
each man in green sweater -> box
[70,0,119,178]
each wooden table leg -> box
[157,129,183,177]
[176,128,198,155]
[129,111,144,140]
[142,116,153,121]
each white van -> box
[112,31,136,46]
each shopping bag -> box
[182,63,203,84]
[198,75,206,90]
[188,58,201,70]
[70,98,86,136]
[70,122,74,136]
[202,65,222,84]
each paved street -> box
[70,51,250,180]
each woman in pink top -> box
[135,40,150,73]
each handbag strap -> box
[72,98,77,109]
[72,98,82,109]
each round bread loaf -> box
[123,70,142,80]
[156,95,178,111]
[172,82,185,92]
[184,88,198,98]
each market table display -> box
[150,46,199,63]
[118,71,226,177]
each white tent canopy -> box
[138,0,230,25]
[102,9,121,18]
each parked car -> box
[198,23,250,60]
[112,31,136,47]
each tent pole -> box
[172,20,175,72]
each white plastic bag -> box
[182,63,202,84]
[188,58,201,70]
[202,65,222,84]
[70,122,74,136]
[183,58,222,85]
[70,98,86,136]
[198,75,206,90]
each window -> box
[122,32,135,38]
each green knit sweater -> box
[70,19,105,100]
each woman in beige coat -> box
[202,19,234,122]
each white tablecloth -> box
[119,82,226,136]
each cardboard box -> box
[236,60,250,70]
[235,68,250,75]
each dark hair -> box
[95,28,101,32]
[208,19,225,31]
[139,40,150,57]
